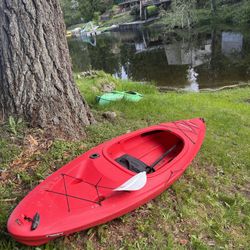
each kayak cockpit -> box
[106,129,184,174]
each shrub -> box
[218,1,250,24]
[130,5,140,17]
[147,5,159,17]
[93,11,100,23]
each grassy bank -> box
[100,12,134,28]
[0,73,249,249]
[67,11,134,32]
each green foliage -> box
[194,8,212,25]
[147,5,159,17]
[150,0,250,28]
[194,0,250,26]
[130,4,140,17]
[0,139,20,169]
[79,0,113,23]
[60,0,113,26]
[60,0,250,28]
[164,0,197,28]
[60,0,82,27]
[7,116,23,136]
[217,0,250,24]
[101,11,135,27]
[93,11,101,22]
[79,0,97,22]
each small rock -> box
[102,111,117,121]
[35,156,42,161]
[79,70,97,78]
[101,83,115,92]
[80,71,87,77]
[207,240,216,246]
[147,202,153,209]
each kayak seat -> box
[116,154,153,174]
[125,91,136,95]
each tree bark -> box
[0,0,95,139]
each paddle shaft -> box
[149,144,178,169]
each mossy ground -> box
[0,73,249,249]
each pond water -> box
[68,26,250,91]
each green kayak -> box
[97,91,143,105]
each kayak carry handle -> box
[24,212,40,231]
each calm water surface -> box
[68,26,250,91]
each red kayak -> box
[7,118,206,246]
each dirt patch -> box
[1,130,53,184]
[192,160,217,176]
[10,133,53,171]
[240,181,250,199]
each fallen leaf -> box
[28,135,38,146]
[0,171,8,180]
[179,239,188,245]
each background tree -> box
[167,0,197,28]
[211,0,217,14]
[79,0,113,22]
[0,0,95,139]
[60,0,82,27]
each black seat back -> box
[116,154,149,173]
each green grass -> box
[0,73,249,249]
[100,11,135,28]
[0,140,20,170]
[75,71,157,107]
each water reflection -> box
[185,67,199,92]
[165,42,211,67]
[68,27,250,91]
[221,32,243,56]
[76,34,97,47]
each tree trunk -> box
[0,0,95,139]
[211,0,216,14]
[140,1,142,20]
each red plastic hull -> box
[7,118,206,246]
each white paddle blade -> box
[114,171,147,191]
